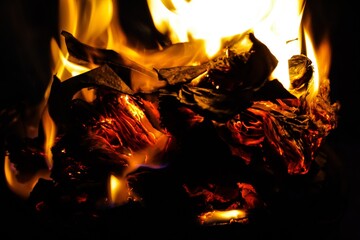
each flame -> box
[109,174,130,206]
[148,0,274,57]
[148,0,307,89]
[50,0,328,94]
[146,0,335,100]
[56,0,124,58]
[199,209,247,225]
[44,0,125,173]
[36,0,332,206]
[302,16,331,101]
[41,107,55,169]
[148,0,332,102]
[52,0,148,75]
[4,153,51,199]
[49,0,330,93]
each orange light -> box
[148,0,309,90]
[4,153,51,199]
[109,174,129,206]
[199,209,247,225]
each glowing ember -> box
[199,209,248,225]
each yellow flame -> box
[304,28,318,100]
[109,174,130,206]
[120,95,145,121]
[51,0,329,95]
[258,0,305,89]
[148,0,307,89]
[39,76,58,170]
[51,0,323,93]
[199,209,247,225]
[4,153,51,199]
[51,41,91,80]
[297,9,331,101]
[148,0,275,57]
[316,35,331,88]
[52,0,126,82]
[42,107,55,169]
[59,0,119,51]
[46,0,122,167]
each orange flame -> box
[109,174,130,206]
[303,20,332,101]
[199,209,247,225]
[4,153,51,199]
[50,0,330,92]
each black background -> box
[0,0,359,239]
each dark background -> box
[0,0,359,239]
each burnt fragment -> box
[157,33,279,122]
[288,54,314,93]
[252,79,297,101]
[156,64,208,85]
[48,64,133,128]
[61,31,157,83]
[157,33,277,90]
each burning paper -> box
[5,0,339,227]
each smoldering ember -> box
[3,0,341,238]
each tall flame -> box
[44,0,125,171]
[146,0,332,101]
[302,16,332,100]
[148,0,274,57]
[148,0,307,89]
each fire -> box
[55,0,122,60]
[42,102,56,169]
[4,152,51,199]
[148,0,305,88]
[199,209,247,225]
[302,27,332,101]
[50,0,322,84]
[46,0,325,102]
[148,0,274,57]
[4,0,339,227]
[109,174,129,206]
